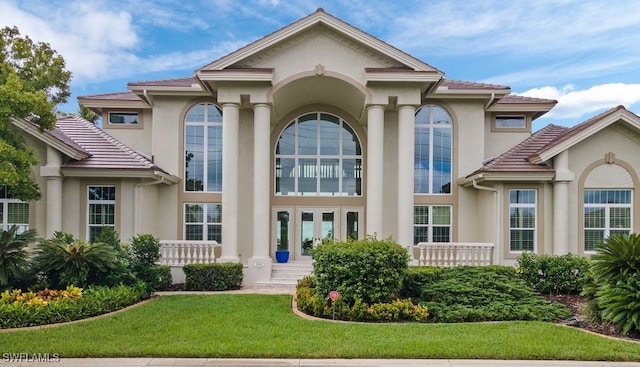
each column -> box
[553,150,572,255]
[40,146,63,238]
[397,105,416,248]
[220,103,240,262]
[366,105,384,237]
[247,103,273,283]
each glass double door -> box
[273,206,362,261]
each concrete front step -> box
[265,262,313,286]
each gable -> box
[198,9,440,74]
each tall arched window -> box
[184,103,223,192]
[275,112,362,196]
[414,105,452,194]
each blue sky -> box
[2,0,640,128]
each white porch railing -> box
[158,240,220,266]
[414,242,495,267]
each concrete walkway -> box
[15,358,640,366]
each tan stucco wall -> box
[102,109,153,157]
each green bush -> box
[94,228,137,287]
[0,283,147,329]
[32,232,116,288]
[296,281,429,323]
[129,234,172,292]
[0,227,37,288]
[418,266,571,323]
[183,263,243,291]
[399,266,443,299]
[589,233,640,335]
[516,252,592,294]
[312,236,409,304]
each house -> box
[8,9,640,284]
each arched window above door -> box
[275,112,362,196]
[184,102,223,192]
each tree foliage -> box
[0,26,72,201]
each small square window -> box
[495,116,526,129]
[108,112,139,125]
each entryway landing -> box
[256,261,313,286]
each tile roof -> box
[127,77,198,87]
[535,105,627,155]
[439,79,510,90]
[495,94,557,104]
[469,124,568,175]
[53,115,165,172]
[79,91,143,101]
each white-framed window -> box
[509,189,536,252]
[87,186,116,243]
[584,189,632,252]
[108,112,139,125]
[413,205,452,245]
[184,103,223,192]
[495,115,526,129]
[184,203,222,242]
[275,112,362,196]
[415,105,452,194]
[0,187,29,234]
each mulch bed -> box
[551,294,639,341]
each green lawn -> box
[1,294,638,360]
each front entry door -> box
[296,207,339,261]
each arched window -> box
[414,105,452,194]
[275,112,362,196]
[184,103,223,192]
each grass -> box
[0,294,638,360]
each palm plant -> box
[0,227,37,287]
[590,233,640,335]
[33,235,116,287]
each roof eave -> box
[488,102,557,120]
[460,171,555,186]
[77,97,150,115]
[61,168,180,184]
[433,88,511,99]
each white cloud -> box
[520,83,640,119]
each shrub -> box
[312,236,409,304]
[419,266,571,323]
[94,228,137,286]
[183,263,243,291]
[0,227,37,288]
[296,281,429,323]
[399,266,443,299]
[589,233,640,335]
[129,234,171,292]
[0,283,147,329]
[32,233,116,288]
[516,252,592,294]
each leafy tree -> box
[77,102,99,124]
[0,26,72,201]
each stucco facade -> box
[7,9,640,284]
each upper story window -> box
[275,112,362,196]
[184,103,223,192]
[0,187,29,234]
[108,112,139,125]
[495,115,526,129]
[415,105,452,194]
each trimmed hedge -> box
[312,237,409,304]
[399,266,443,299]
[183,263,243,291]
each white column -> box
[553,150,573,255]
[366,105,384,238]
[220,103,240,262]
[248,103,273,283]
[40,146,63,238]
[397,105,416,248]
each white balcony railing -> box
[414,242,494,267]
[158,240,220,266]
